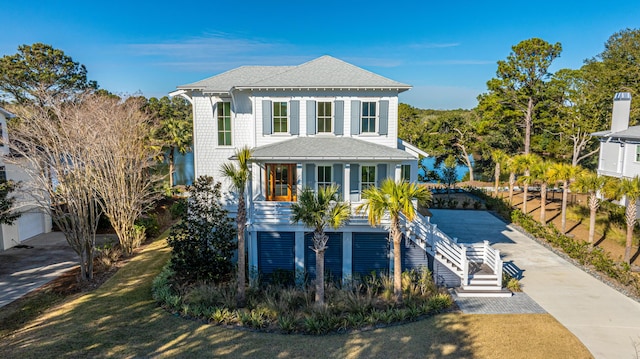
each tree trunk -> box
[392,217,403,303]
[168,147,175,188]
[509,172,515,205]
[540,183,547,224]
[588,194,599,245]
[522,180,529,214]
[561,180,568,233]
[624,200,636,264]
[236,193,246,307]
[494,163,500,195]
[524,97,533,155]
[315,248,325,308]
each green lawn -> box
[0,232,593,359]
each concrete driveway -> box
[430,209,640,359]
[0,232,116,308]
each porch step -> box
[467,278,499,286]
[455,287,513,298]
[462,284,504,291]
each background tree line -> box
[400,28,640,181]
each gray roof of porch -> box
[247,137,415,161]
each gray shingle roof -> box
[178,56,411,93]
[248,137,415,161]
[592,126,640,140]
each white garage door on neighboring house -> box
[18,211,45,241]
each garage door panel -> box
[352,232,389,277]
[305,232,342,281]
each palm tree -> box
[529,160,554,224]
[159,117,193,188]
[572,171,606,245]
[506,156,519,206]
[550,163,581,233]
[291,185,350,308]
[604,176,640,264]
[357,179,432,303]
[491,149,509,196]
[220,146,252,306]
[512,154,540,214]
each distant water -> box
[173,152,469,185]
[173,151,194,186]
[420,157,470,183]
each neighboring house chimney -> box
[611,92,632,133]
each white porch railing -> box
[250,200,390,227]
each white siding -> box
[622,144,640,178]
[598,142,623,177]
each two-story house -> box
[0,107,52,251]
[172,56,504,293]
[592,92,640,179]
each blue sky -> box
[2,1,639,109]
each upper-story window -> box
[317,165,332,191]
[317,102,332,133]
[273,102,288,133]
[636,145,640,162]
[217,102,232,146]
[361,102,377,133]
[361,165,376,191]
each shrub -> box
[136,215,159,239]
[152,264,454,335]
[94,241,122,270]
[167,176,236,283]
[461,199,471,209]
[170,198,188,219]
[447,198,458,209]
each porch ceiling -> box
[246,137,415,161]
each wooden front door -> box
[266,164,296,201]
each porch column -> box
[295,231,305,286]
[342,231,353,284]
[248,230,258,286]
[296,163,303,196]
[343,164,350,202]
[394,163,402,182]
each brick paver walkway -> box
[453,292,546,314]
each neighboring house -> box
[173,56,504,295]
[593,92,640,179]
[0,107,52,251]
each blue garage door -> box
[402,236,432,272]
[305,232,343,281]
[352,232,389,277]
[258,232,295,281]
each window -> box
[273,102,288,133]
[217,102,232,146]
[317,102,332,133]
[361,165,376,190]
[636,145,640,162]
[0,166,6,182]
[361,102,376,133]
[317,165,332,190]
[401,164,411,182]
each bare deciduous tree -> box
[9,96,102,281]
[88,95,160,256]
[7,93,160,280]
